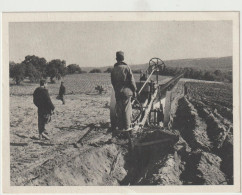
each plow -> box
[110,57,184,149]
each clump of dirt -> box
[138,153,183,185]
[172,97,212,151]
[189,99,233,184]
[125,125,228,186]
[190,99,232,149]
[121,129,189,185]
[170,94,233,185]
[217,135,233,184]
[181,150,227,185]
[19,142,129,186]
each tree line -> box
[9,55,115,85]
[10,55,88,85]
[96,66,232,83]
[159,66,232,83]
[10,55,232,85]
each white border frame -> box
[2,12,240,194]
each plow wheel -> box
[131,97,143,123]
[148,57,165,73]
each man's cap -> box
[116,51,124,61]
[61,81,64,83]
[40,79,46,86]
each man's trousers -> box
[115,96,132,130]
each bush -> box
[24,63,42,83]
[104,67,113,73]
[10,63,25,85]
[22,55,47,78]
[67,64,82,74]
[46,59,66,82]
[90,68,102,73]
[132,69,141,74]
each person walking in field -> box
[111,51,137,134]
[58,81,66,104]
[33,79,55,140]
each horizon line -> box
[79,55,233,68]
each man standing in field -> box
[58,81,66,104]
[33,79,55,140]
[111,51,137,133]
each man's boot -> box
[42,132,50,140]
[43,130,48,135]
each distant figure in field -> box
[33,79,55,140]
[58,81,66,104]
[140,73,147,81]
[95,85,104,94]
[111,51,137,133]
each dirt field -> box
[10,73,171,95]
[170,80,233,185]
[10,73,233,186]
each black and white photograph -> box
[2,12,240,193]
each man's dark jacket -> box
[33,87,55,114]
[59,85,66,97]
[111,62,137,100]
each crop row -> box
[184,82,233,122]
[185,82,232,109]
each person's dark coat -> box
[59,85,66,97]
[33,87,55,114]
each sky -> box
[9,21,232,67]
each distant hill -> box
[81,56,232,72]
[165,56,232,71]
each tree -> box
[214,70,222,76]
[190,69,202,80]
[9,61,15,67]
[184,68,193,78]
[89,68,102,73]
[22,55,47,77]
[46,59,66,83]
[25,63,41,83]
[204,71,215,81]
[67,64,82,74]
[9,61,16,76]
[10,63,25,85]
[104,67,113,73]
[159,66,168,76]
[213,70,223,81]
